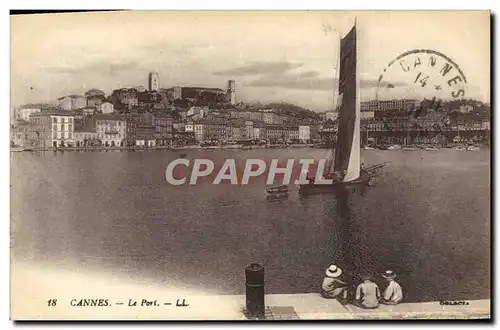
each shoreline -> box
[10,144,316,152]
[11,143,490,153]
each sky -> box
[10,11,490,111]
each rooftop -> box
[95,114,125,121]
[31,111,75,117]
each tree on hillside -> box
[84,89,106,98]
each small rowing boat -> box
[266,185,289,195]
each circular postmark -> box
[376,49,468,103]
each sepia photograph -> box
[9,10,491,320]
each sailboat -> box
[299,22,386,195]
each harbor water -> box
[10,148,490,302]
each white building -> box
[187,107,207,121]
[361,111,375,119]
[100,102,114,114]
[194,124,204,142]
[82,107,96,116]
[299,125,311,143]
[325,111,338,122]
[244,121,254,140]
[16,106,41,121]
[74,131,98,146]
[95,114,126,147]
[136,139,156,147]
[185,123,194,132]
[253,127,263,140]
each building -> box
[253,122,265,141]
[135,125,156,147]
[173,86,182,100]
[288,126,299,141]
[325,111,338,122]
[153,114,173,146]
[360,100,380,112]
[459,105,474,113]
[185,122,194,132]
[361,111,375,119]
[57,95,87,111]
[193,119,227,143]
[11,121,31,147]
[299,125,311,143]
[230,110,263,121]
[264,125,298,143]
[227,80,236,105]
[95,114,126,147]
[28,111,75,148]
[187,106,208,121]
[100,102,114,114]
[82,107,97,116]
[310,124,321,142]
[16,105,41,121]
[111,88,139,110]
[135,112,173,147]
[194,124,204,142]
[123,114,140,146]
[148,72,160,92]
[375,99,417,111]
[74,120,98,147]
[86,95,104,108]
[165,85,228,105]
[226,120,244,141]
[244,121,254,140]
[262,112,286,125]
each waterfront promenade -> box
[10,144,316,152]
[11,262,489,320]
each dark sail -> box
[334,25,358,176]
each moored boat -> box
[266,184,289,195]
[467,146,480,152]
[387,144,402,150]
[425,147,440,151]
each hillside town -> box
[11,72,491,150]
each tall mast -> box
[334,18,361,182]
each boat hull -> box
[298,176,370,195]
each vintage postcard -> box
[10,10,490,320]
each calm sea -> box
[10,148,490,302]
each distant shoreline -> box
[11,144,317,152]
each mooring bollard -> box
[245,263,265,318]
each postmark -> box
[377,49,468,103]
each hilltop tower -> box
[227,80,236,105]
[148,72,160,92]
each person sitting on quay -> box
[355,273,381,309]
[381,270,403,305]
[321,265,348,304]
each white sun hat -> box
[325,265,342,278]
